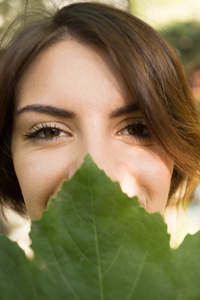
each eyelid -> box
[115,117,153,146]
[114,117,146,132]
[23,122,73,141]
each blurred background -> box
[0,0,200,250]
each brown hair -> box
[0,2,199,214]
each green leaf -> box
[0,154,200,299]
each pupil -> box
[128,124,143,136]
[45,128,59,137]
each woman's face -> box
[12,40,174,219]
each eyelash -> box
[23,124,68,141]
[23,119,151,144]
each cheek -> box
[12,149,76,219]
[12,142,174,218]
[122,147,174,213]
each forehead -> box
[16,40,132,110]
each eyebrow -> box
[15,104,76,118]
[15,103,139,119]
[109,103,139,118]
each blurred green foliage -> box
[160,21,200,72]
[160,21,200,109]
[0,0,46,34]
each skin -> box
[11,40,174,220]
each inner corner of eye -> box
[116,132,122,137]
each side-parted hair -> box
[0,1,199,214]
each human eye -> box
[23,123,71,142]
[116,118,153,145]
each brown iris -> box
[127,124,146,137]
[42,128,60,138]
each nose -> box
[64,132,122,183]
[83,139,139,199]
[84,134,123,182]
[67,128,124,184]
[65,128,139,199]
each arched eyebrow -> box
[15,104,76,118]
[15,103,139,118]
[109,103,139,118]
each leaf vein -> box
[60,218,97,267]
[126,249,148,300]
[49,237,81,300]
[89,181,105,300]
[102,242,124,276]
